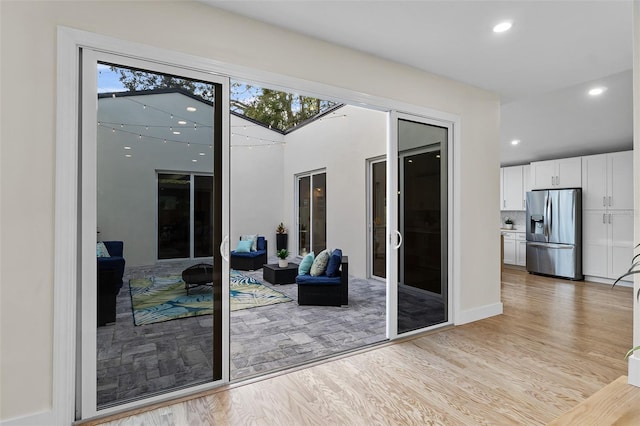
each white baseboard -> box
[0,410,54,426]
[628,354,640,387]
[455,302,503,325]
[584,275,633,288]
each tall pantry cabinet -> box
[581,151,634,282]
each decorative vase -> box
[278,259,288,268]
[504,223,513,230]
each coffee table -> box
[263,263,299,285]
[181,263,213,294]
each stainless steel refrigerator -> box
[526,188,583,280]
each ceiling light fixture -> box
[178,120,187,125]
[173,131,181,135]
[511,139,520,145]
[186,106,197,112]
[493,21,513,33]
[588,87,607,96]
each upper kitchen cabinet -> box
[582,151,633,211]
[501,165,525,210]
[530,157,582,189]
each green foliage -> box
[277,249,289,259]
[111,67,336,132]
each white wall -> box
[283,105,387,277]
[0,1,500,421]
[631,0,640,387]
[229,117,285,256]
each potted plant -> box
[504,217,514,230]
[277,249,289,267]
[276,222,288,251]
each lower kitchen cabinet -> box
[502,231,526,266]
[583,210,634,281]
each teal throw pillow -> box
[310,249,331,276]
[97,242,111,258]
[298,252,315,275]
[236,240,252,253]
[241,234,258,251]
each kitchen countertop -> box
[500,228,525,233]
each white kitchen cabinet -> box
[583,210,634,281]
[501,166,525,210]
[530,157,582,189]
[502,231,526,266]
[582,151,633,211]
[516,233,527,266]
[500,165,527,211]
[499,168,504,211]
[503,234,516,265]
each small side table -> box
[263,263,299,285]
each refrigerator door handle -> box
[547,195,552,239]
[528,242,574,249]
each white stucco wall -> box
[282,105,387,277]
[0,1,500,421]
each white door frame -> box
[366,156,387,280]
[78,49,230,419]
[55,26,461,424]
[386,111,455,340]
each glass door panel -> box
[311,173,327,254]
[396,118,448,334]
[298,176,311,255]
[158,173,191,259]
[194,175,214,258]
[82,50,228,418]
[370,159,387,279]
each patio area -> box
[96,259,386,408]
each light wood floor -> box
[88,268,633,425]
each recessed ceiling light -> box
[125,154,132,158]
[178,120,187,125]
[493,21,513,33]
[173,131,181,135]
[588,87,607,96]
[124,146,131,150]
[511,139,520,145]
[186,106,197,112]
[192,159,198,162]
[199,152,205,156]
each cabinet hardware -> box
[603,196,606,207]
[609,214,612,224]
[603,213,606,224]
[609,196,612,207]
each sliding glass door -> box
[389,113,451,336]
[80,50,229,417]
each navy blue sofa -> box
[97,241,125,292]
[297,255,348,306]
[97,241,125,326]
[230,236,267,270]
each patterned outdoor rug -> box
[129,270,292,326]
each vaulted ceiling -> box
[202,0,633,166]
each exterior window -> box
[158,173,213,259]
[297,171,326,256]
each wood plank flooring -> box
[88,269,634,425]
[548,376,640,425]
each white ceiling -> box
[202,0,633,166]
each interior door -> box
[80,49,229,418]
[388,112,451,337]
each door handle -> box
[219,235,229,262]
[391,230,403,249]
